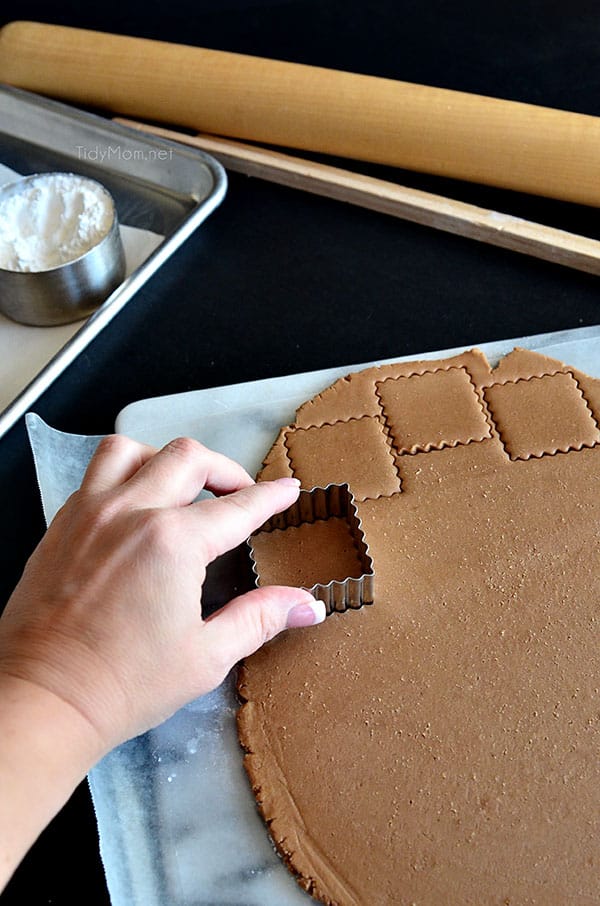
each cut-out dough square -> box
[251,518,363,587]
[484,371,600,460]
[285,416,400,501]
[377,366,491,454]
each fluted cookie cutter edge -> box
[248,483,375,615]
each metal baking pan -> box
[0,84,227,439]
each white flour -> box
[0,173,114,272]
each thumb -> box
[203,585,326,668]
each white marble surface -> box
[28,324,600,905]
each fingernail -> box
[274,476,301,487]
[286,597,327,629]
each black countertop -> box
[1,2,599,903]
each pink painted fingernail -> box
[286,598,327,628]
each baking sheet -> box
[81,324,598,906]
[0,85,227,439]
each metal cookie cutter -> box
[248,483,375,615]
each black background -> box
[1,2,599,903]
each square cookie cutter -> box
[248,482,375,614]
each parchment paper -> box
[26,324,600,905]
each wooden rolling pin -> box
[1,20,600,206]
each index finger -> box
[189,477,301,563]
[82,434,157,493]
[121,437,255,508]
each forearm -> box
[0,672,104,891]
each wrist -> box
[0,671,106,890]
[0,668,106,767]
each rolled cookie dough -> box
[237,348,600,906]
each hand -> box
[0,435,324,757]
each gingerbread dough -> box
[237,348,600,905]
